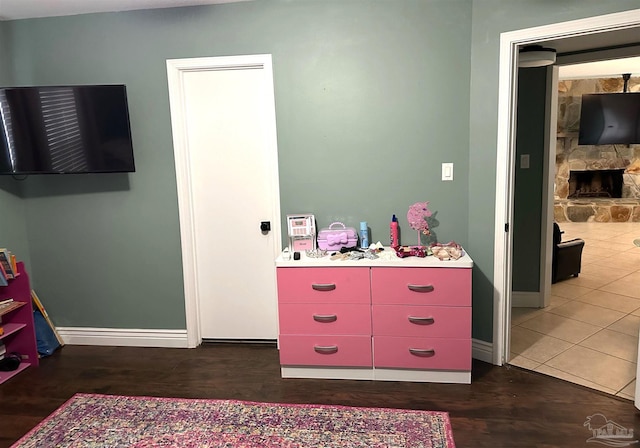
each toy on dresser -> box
[286,214,316,252]
[317,222,358,251]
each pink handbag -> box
[317,222,358,251]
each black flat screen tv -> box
[578,92,640,145]
[0,85,135,174]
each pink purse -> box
[317,222,358,251]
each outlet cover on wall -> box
[442,163,453,181]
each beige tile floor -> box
[509,221,640,400]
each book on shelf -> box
[0,265,7,287]
[0,249,15,280]
[0,300,20,314]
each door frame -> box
[539,64,558,310]
[493,9,640,365]
[166,54,282,348]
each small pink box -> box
[317,222,358,251]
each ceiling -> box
[0,0,247,20]
[559,56,640,79]
[542,27,640,56]
[1,0,639,78]
[532,26,640,79]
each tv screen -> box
[578,92,640,145]
[0,85,135,174]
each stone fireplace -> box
[568,169,624,199]
[554,77,640,223]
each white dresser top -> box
[275,247,473,268]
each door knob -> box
[260,221,271,233]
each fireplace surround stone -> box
[554,77,640,223]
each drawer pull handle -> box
[311,283,336,291]
[409,348,436,357]
[407,284,434,293]
[408,316,435,325]
[313,314,338,323]
[314,345,338,354]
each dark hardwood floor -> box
[1,343,638,447]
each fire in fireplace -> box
[568,169,624,199]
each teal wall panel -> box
[512,67,547,292]
[4,0,640,341]
[4,0,472,329]
[0,22,32,271]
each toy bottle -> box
[360,221,369,249]
[390,214,399,248]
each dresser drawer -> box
[279,303,371,336]
[373,337,471,370]
[372,305,470,338]
[370,267,471,306]
[277,267,370,303]
[279,335,372,367]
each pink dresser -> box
[275,250,473,383]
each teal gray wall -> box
[0,22,11,83]
[468,0,640,342]
[512,67,547,292]
[3,0,640,341]
[0,22,32,271]
[2,1,472,329]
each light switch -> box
[521,154,530,169]
[442,163,453,181]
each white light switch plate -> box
[442,163,453,181]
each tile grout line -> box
[511,222,640,396]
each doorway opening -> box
[493,9,640,369]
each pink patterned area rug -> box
[12,393,456,447]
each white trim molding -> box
[55,329,493,364]
[281,367,472,384]
[56,327,189,348]
[511,291,543,308]
[493,9,640,366]
[472,338,493,364]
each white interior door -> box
[167,55,281,343]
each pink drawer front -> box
[277,267,370,304]
[371,267,471,306]
[372,305,470,338]
[279,303,371,336]
[373,337,471,370]
[279,335,372,367]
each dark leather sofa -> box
[552,222,585,284]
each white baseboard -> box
[512,291,542,308]
[55,328,498,366]
[472,338,493,364]
[55,327,189,348]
